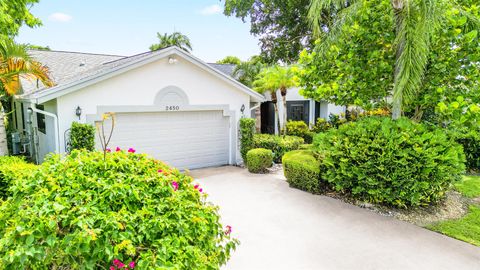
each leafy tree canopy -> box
[224,0,314,64]
[216,56,241,65]
[0,0,41,38]
[297,0,479,127]
[232,56,266,87]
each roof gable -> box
[18,47,264,103]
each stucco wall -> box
[52,56,251,163]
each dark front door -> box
[287,101,309,123]
[261,102,275,134]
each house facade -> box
[13,47,264,169]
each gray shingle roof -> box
[21,49,238,96]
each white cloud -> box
[49,12,73,22]
[199,4,222,16]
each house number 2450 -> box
[165,105,180,111]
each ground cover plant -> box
[0,149,237,269]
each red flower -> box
[194,184,199,189]
[158,169,163,173]
[225,225,232,235]
[115,147,121,152]
[128,261,135,269]
[106,148,112,153]
[172,181,179,191]
[128,148,136,153]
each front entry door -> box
[287,101,309,123]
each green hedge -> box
[285,121,315,144]
[0,156,37,199]
[282,150,321,193]
[240,118,256,162]
[246,148,273,173]
[314,117,466,208]
[454,130,479,172]
[253,134,304,163]
[0,150,238,268]
[70,122,96,152]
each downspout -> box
[28,104,60,154]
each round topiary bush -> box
[0,149,238,269]
[246,148,273,173]
[314,117,466,208]
[282,150,321,193]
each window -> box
[37,105,46,134]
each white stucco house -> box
[13,46,265,169]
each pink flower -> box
[115,147,121,152]
[128,148,136,153]
[128,261,135,269]
[158,169,163,173]
[194,184,199,189]
[118,262,125,268]
[225,225,232,235]
[172,181,179,191]
[113,259,121,266]
[199,188,203,193]
[110,267,115,270]
[106,148,112,153]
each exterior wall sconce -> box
[75,106,82,120]
[168,56,178,64]
[240,104,245,114]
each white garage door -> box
[102,110,230,170]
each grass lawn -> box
[427,175,480,247]
[455,175,480,198]
[428,206,480,246]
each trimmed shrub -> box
[0,156,37,199]
[253,134,304,163]
[70,122,96,151]
[240,118,256,162]
[282,150,321,193]
[299,144,313,150]
[311,118,332,133]
[246,148,273,173]
[314,117,466,208]
[285,120,315,143]
[0,150,238,269]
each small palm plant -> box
[0,39,54,155]
[253,65,298,135]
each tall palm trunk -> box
[0,110,8,156]
[392,0,405,120]
[271,92,281,135]
[280,87,288,136]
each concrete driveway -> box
[191,166,480,270]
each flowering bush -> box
[0,149,238,269]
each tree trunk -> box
[392,0,405,120]
[271,92,281,135]
[280,87,288,136]
[0,110,9,156]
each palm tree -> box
[232,56,265,87]
[254,65,298,135]
[308,0,465,119]
[0,39,54,155]
[149,32,193,52]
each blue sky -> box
[15,0,260,62]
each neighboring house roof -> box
[18,46,263,103]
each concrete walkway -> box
[191,166,480,270]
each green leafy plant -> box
[239,118,256,162]
[314,117,466,208]
[246,148,273,173]
[285,120,314,144]
[282,150,321,193]
[311,118,332,133]
[253,134,304,163]
[0,149,238,269]
[70,122,96,152]
[0,156,37,199]
[453,130,480,172]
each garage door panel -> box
[98,111,230,169]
